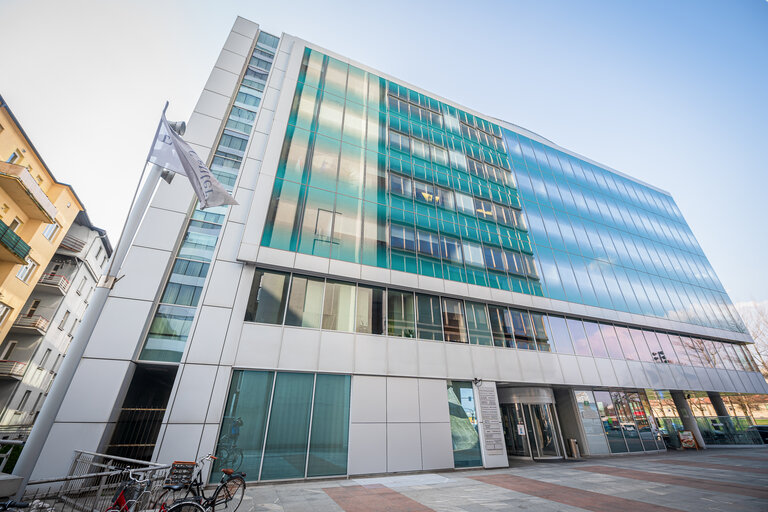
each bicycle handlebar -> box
[0,501,29,511]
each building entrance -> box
[498,387,564,460]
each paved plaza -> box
[237,448,768,511]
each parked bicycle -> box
[153,455,245,512]
[104,468,152,512]
[0,501,28,512]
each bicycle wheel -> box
[151,488,187,510]
[211,476,245,512]
[166,501,206,512]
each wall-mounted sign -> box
[517,424,526,436]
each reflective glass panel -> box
[321,280,356,332]
[260,372,314,480]
[388,290,415,337]
[416,294,443,341]
[285,275,325,328]
[442,298,468,343]
[465,302,493,346]
[307,374,351,477]
[447,380,482,467]
[548,316,574,354]
[355,285,384,334]
[245,270,289,324]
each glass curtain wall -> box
[241,268,759,374]
[593,390,664,454]
[212,370,351,482]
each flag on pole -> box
[148,114,238,209]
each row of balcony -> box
[0,360,27,379]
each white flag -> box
[148,114,238,209]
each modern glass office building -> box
[31,17,767,482]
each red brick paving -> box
[654,458,768,474]
[576,465,768,499]
[323,484,433,512]
[471,474,682,512]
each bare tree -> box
[734,301,768,378]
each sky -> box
[1,0,766,305]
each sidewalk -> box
[237,448,768,511]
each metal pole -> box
[12,104,171,497]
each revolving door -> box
[498,387,564,460]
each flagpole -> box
[13,103,171,497]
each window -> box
[447,380,482,467]
[26,300,40,317]
[9,217,22,232]
[0,303,11,326]
[389,174,412,197]
[42,222,60,241]
[95,246,103,261]
[76,276,87,295]
[547,316,574,354]
[321,280,356,332]
[465,302,493,346]
[509,309,535,350]
[416,294,443,341]
[18,391,31,410]
[488,306,514,348]
[390,225,415,252]
[1,341,17,360]
[442,298,468,343]
[416,230,440,258]
[461,242,485,267]
[40,348,52,367]
[355,285,384,335]
[6,152,20,164]
[17,258,38,282]
[440,237,463,263]
[31,393,43,412]
[387,289,415,337]
[583,321,608,358]
[58,310,70,330]
[285,275,324,328]
[244,270,289,324]
[530,313,551,351]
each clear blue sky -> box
[1,0,766,305]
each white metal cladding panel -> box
[576,356,601,386]
[83,297,154,360]
[539,351,565,384]
[168,364,218,424]
[387,337,419,376]
[277,327,320,371]
[355,334,388,374]
[317,330,355,373]
[594,358,618,387]
[185,305,232,364]
[387,423,422,472]
[56,359,133,423]
[518,350,544,383]
[348,423,387,474]
[557,354,584,385]
[417,341,448,379]
[472,345,500,380]
[420,423,454,470]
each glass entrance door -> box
[501,402,562,459]
[500,404,530,457]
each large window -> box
[245,270,289,324]
[321,280,356,331]
[16,258,38,283]
[388,290,415,337]
[285,275,324,328]
[416,294,443,341]
[356,285,384,335]
[213,371,350,482]
[442,298,468,343]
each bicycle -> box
[0,501,28,512]
[153,455,246,512]
[104,467,203,512]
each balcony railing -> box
[38,273,71,294]
[0,360,27,379]
[0,220,30,264]
[12,314,50,333]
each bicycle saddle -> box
[221,468,234,475]
[163,484,186,491]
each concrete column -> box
[670,390,706,449]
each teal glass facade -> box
[139,31,280,362]
[261,48,744,336]
[212,370,351,482]
[262,48,541,295]
[505,131,744,334]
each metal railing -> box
[695,415,764,445]
[23,450,171,510]
[12,315,50,333]
[0,439,24,473]
[0,360,27,378]
[0,220,30,262]
[38,273,71,293]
